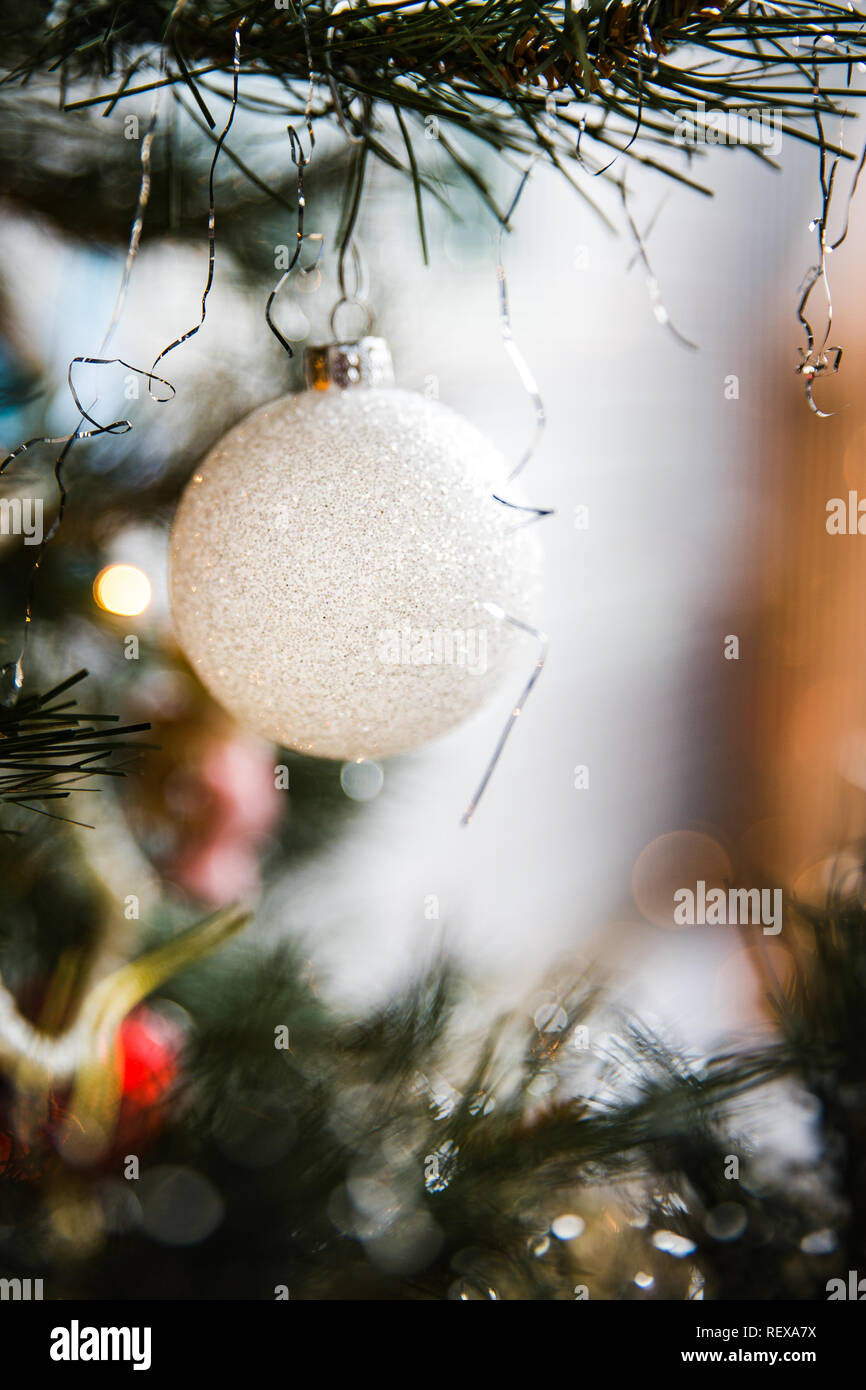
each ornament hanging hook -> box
[329,238,373,340]
[329,113,374,341]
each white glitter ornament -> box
[168,341,540,761]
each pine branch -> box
[1,0,864,204]
[0,670,151,825]
[1,883,858,1298]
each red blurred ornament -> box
[166,736,280,904]
[0,1000,184,1177]
[114,1007,183,1143]
[123,674,282,907]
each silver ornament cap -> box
[304,337,394,392]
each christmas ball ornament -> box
[108,1006,185,1157]
[117,1007,182,1111]
[169,339,540,760]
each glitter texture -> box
[169,387,541,759]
